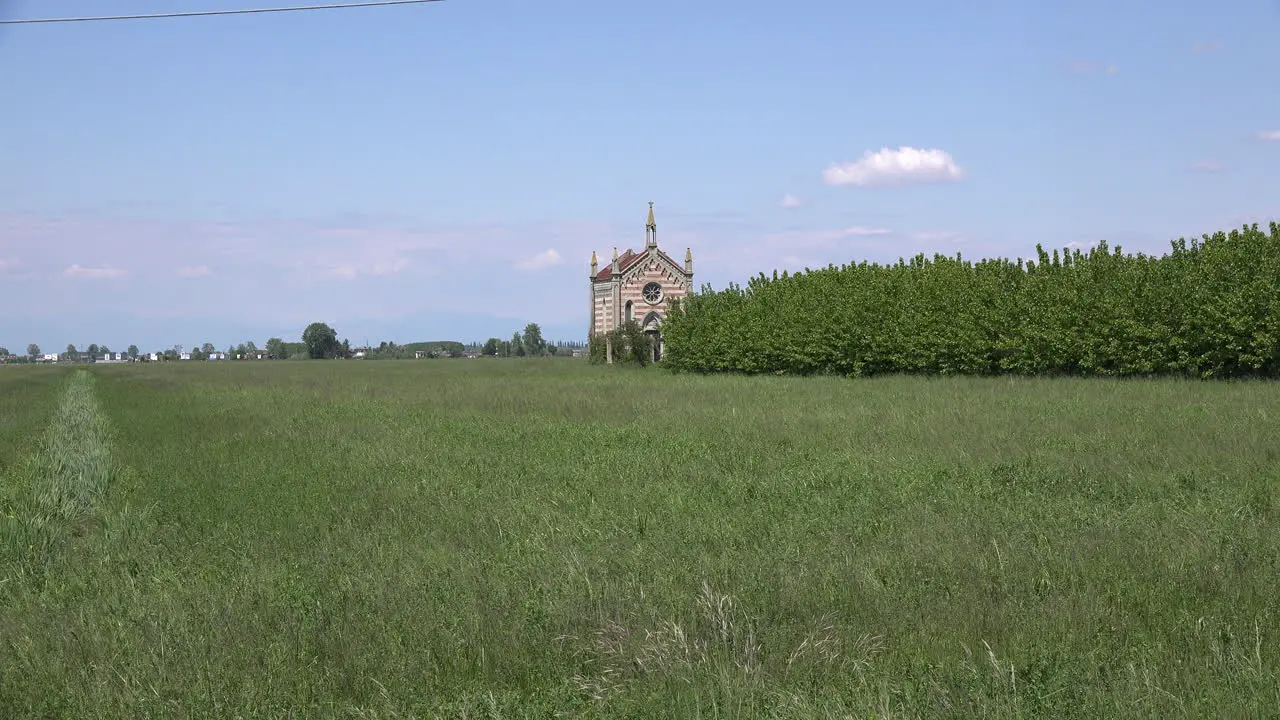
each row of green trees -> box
[359,340,465,360]
[0,344,126,362]
[300,322,583,360]
[4,322,578,365]
[185,339,301,360]
[157,338,307,361]
[659,222,1280,379]
[4,343,146,363]
[480,323,578,357]
[0,339,306,363]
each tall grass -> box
[1,370,117,580]
[2,360,1278,717]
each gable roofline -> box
[592,246,686,282]
[620,247,685,284]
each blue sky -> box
[2,0,1278,352]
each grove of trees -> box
[659,222,1280,379]
[363,340,462,360]
[480,323,574,357]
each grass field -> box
[2,360,1278,718]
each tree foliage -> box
[588,320,654,366]
[660,223,1280,379]
[302,322,340,359]
[365,341,409,360]
[401,341,463,357]
[265,338,288,359]
[522,323,546,356]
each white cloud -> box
[176,265,213,277]
[1191,40,1220,53]
[64,264,126,279]
[779,193,802,208]
[1189,161,1226,173]
[1257,130,1280,141]
[0,258,16,272]
[515,248,563,271]
[823,147,965,187]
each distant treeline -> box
[361,340,466,360]
[661,222,1280,379]
[479,324,584,357]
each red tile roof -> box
[594,248,682,281]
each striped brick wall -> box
[593,287,613,335]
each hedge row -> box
[660,223,1280,379]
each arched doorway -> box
[642,311,662,363]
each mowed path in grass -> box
[3,360,1278,717]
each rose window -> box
[643,282,663,304]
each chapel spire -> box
[645,201,657,248]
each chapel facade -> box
[589,203,694,362]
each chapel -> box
[589,203,694,362]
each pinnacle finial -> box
[685,247,692,262]
[612,246,618,260]
[646,201,656,229]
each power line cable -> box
[0,0,445,25]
